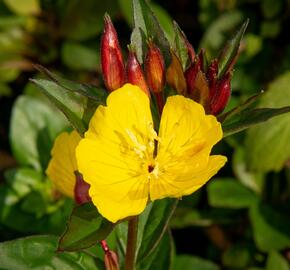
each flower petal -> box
[46,130,81,198]
[150,95,226,200]
[76,84,154,222]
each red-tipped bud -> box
[207,59,218,91]
[186,39,196,63]
[166,50,187,95]
[209,73,231,115]
[185,57,201,97]
[104,250,119,270]
[74,171,91,204]
[101,14,125,92]
[145,41,165,93]
[126,48,150,96]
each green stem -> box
[125,216,139,270]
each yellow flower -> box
[46,130,81,198]
[76,83,227,223]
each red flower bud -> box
[101,14,125,92]
[186,40,196,63]
[209,73,231,115]
[185,57,201,97]
[166,50,187,95]
[145,41,165,93]
[74,171,91,204]
[207,59,218,91]
[126,48,150,96]
[104,250,119,270]
[101,241,119,270]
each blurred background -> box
[0,0,290,269]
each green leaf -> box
[4,0,40,15]
[150,3,175,44]
[115,199,178,262]
[200,11,243,59]
[218,18,249,78]
[35,65,108,102]
[218,92,262,123]
[0,180,73,234]
[58,202,115,252]
[0,235,100,270]
[4,168,43,199]
[173,255,220,270]
[170,207,235,228]
[137,231,174,270]
[266,252,290,270]
[246,72,290,172]
[232,147,264,194]
[222,106,290,138]
[131,0,171,65]
[61,42,99,71]
[249,202,290,252]
[136,198,178,260]
[31,78,87,135]
[173,21,190,70]
[207,178,258,208]
[9,96,67,171]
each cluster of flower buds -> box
[101,14,237,116]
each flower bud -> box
[186,39,196,63]
[145,41,165,93]
[101,14,125,92]
[185,57,201,96]
[209,73,231,115]
[74,171,91,204]
[207,59,218,91]
[166,50,187,95]
[126,48,150,96]
[104,250,119,270]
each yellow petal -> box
[46,130,81,198]
[150,95,226,200]
[76,84,154,222]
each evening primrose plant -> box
[30,0,290,269]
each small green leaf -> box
[218,92,262,123]
[9,96,67,171]
[58,202,115,251]
[249,202,290,252]
[266,252,290,270]
[173,255,220,270]
[35,65,108,102]
[246,72,290,172]
[222,106,290,138]
[218,19,249,78]
[115,198,178,261]
[0,235,100,270]
[131,0,171,65]
[61,42,99,71]
[137,231,174,270]
[137,198,178,260]
[4,168,43,198]
[173,21,189,70]
[31,78,87,135]
[232,147,264,194]
[150,3,175,44]
[207,178,258,208]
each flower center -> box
[148,164,154,173]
